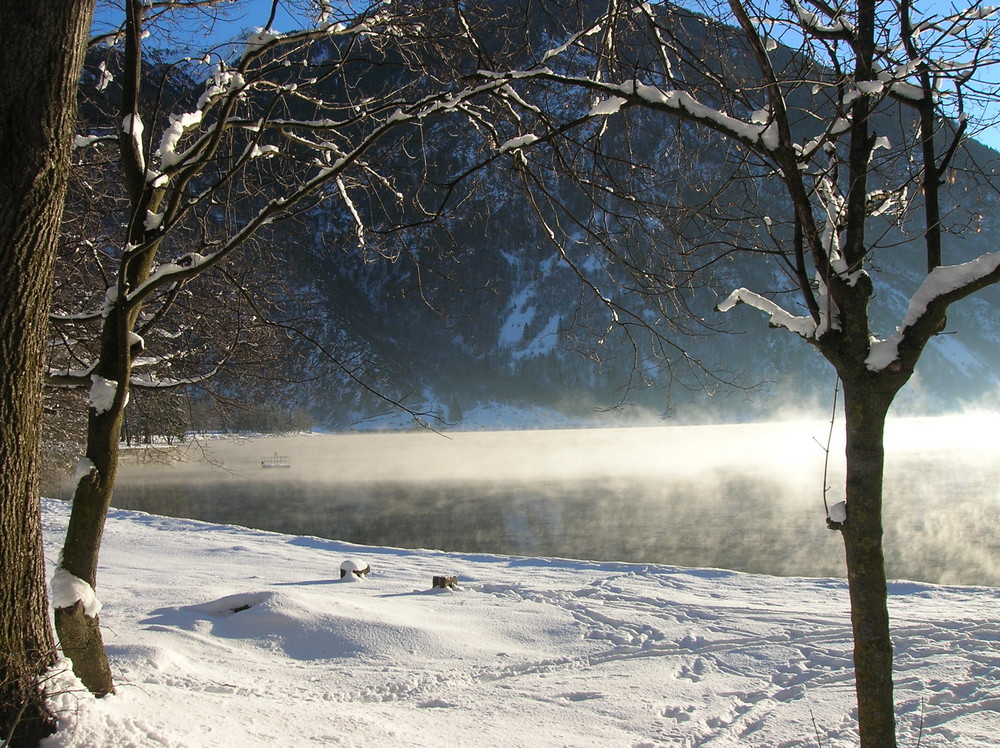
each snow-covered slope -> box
[40,499,1000,747]
[282,90,1000,429]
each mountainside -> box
[71,3,1000,433]
[288,165,1000,430]
[273,7,1000,429]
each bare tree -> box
[465,1,1000,745]
[47,0,564,697]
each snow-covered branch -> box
[867,252,1000,371]
[716,288,818,338]
[480,69,780,153]
[44,365,97,387]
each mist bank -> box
[104,413,1000,587]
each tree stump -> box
[340,559,370,578]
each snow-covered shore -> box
[40,499,999,747]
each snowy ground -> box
[40,499,999,747]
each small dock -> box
[261,453,291,469]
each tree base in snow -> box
[0,665,57,748]
[53,602,115,698]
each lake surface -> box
[98,415,1000,586]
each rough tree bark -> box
[0,0,96,744]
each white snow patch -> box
[74,458,96,484]
[588,96,627,117]
[37,498,1000,747]
[121,114,145,171]
[88,376,119,415]
[499,134,539,152]
[96,61,112,91]
[501,308,562,360]
[246,143,279,160]
[244,29,282,57]
[828,501,847,524]
[74,135,102,149]
[144,210,164,232]
[339,558,370,580]
[156,111,204,168]
[50,567,102,617]
[857,80,885,96]
[499,287,537,347]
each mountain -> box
[271,6,1000,430]
[71,3,1000,434]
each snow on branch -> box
[122,113,146,173]
[233,2,425,69]
[499,134,540,152]
[622,80,780,149]
[75,134,116,149]
[44,365,96,387]
[144,9,393,185]
[589,96,627,117]
[876,61,928,103]
[74,457,96,486]
[483,70,780,152]
[336,177,366,246]
[541,17,605,63]
[911,3,1000,38]
[130,365,226,390]
[717,288,817,338]
[867,252,1000,370]
[788,0,852,36]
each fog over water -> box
[104,414,1000,586]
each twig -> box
[814,376,840,518]
[811,707,824,747]
[916,696,925,747]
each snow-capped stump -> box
[340,559,370,579]
[432,575,458,589]
[827,501,847,530]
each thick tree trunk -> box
[841,381,897,748]
[0,1,95,745]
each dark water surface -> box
[96,416,1000,586]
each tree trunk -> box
[53,308,132,697]
[841,380,897,748]
[54,451,121,697]
[0,0,95,744]
[52,0,163,687]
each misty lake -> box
[97,415,1000,586]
